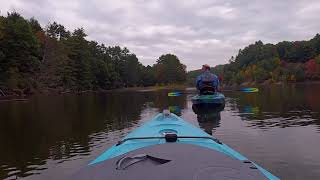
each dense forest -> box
[2,12,320,95]
[0,12,186,96]
[188,34,320,86]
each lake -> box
[1,84,320,180]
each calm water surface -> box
[1,84,320,180]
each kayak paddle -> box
[168,88,259,96]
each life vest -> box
[200,72,216,94]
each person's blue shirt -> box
[196,70,219,91]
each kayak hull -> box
[84,112,279,180]
[191,92,225,105]
[74,143,273,180]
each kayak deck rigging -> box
[116,135,222,146]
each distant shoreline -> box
[0,84,188,102]
[222,80,320,88]
[1,81,320,102]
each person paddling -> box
[196,64,220,95]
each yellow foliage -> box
[290,75,296,81]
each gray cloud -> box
[1,0,320,70]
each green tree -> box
[105,46,126,87]
[1,12,189,93]
[87,42,113,89]
[0,12,40,89]
[254,66,268,82]
[140,65,156,86]
[39,37,71,89]
[123,54,141,86]
[46,22,70,40]
[29,17,42,33]
[154,54,186,84]
[65,28,93,90]
[310,34,320,55]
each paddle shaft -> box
[168,89,258,95]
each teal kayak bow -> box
[71,111,279,180]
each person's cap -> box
[202,64,210,69]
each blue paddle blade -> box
[168,92,182,96]
[240,88,259,93]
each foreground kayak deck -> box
[74,112,279,180]
[192,92,225,105]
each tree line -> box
[0,12,186,95]
[188,34,320,86]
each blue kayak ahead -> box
[71,111,279,180]
[192,92,225,105]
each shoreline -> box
[0,84,187,101]
[1,81,320,101]
[222,80,320,89]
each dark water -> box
[1,84,320,180]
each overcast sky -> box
[1,0,320,70]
